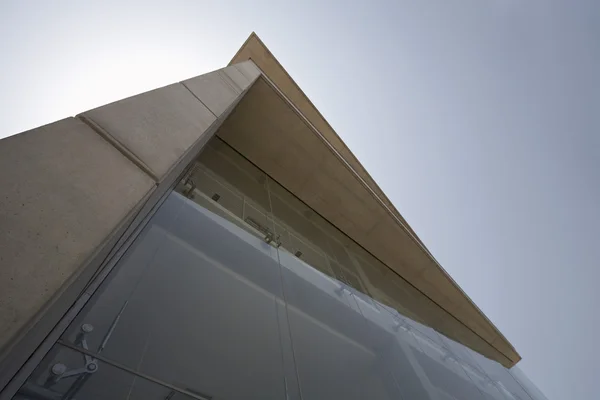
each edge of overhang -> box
[229,32,427,255]
[228,32,521,366]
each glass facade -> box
[10,137,549,400]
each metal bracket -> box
[245,216,282,248]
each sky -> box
[1,1,598,399]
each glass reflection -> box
[436,334,509,399]
[278,250,402,400]
[509,367,550,400]
[468,350,535,400]
[177,139,275,244]
[60,194,287,400]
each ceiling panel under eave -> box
[224,33,520,368]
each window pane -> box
[436,334,508,400]
[61,193,287,400]
[510,367,550,400]
[177,137,276,244]
[469,348,535,400]
[278,249,403,400]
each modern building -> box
[0,33,549,399]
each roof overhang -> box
[221,32,520,367]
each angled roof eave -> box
[227,32,521,367]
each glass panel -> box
[509,367,550,400]
[342,269,370,295]
[350,250,434,326]
[192,166,244,218]
[274,297,302,400]
[344,240,503,363]
[267,176,373,300]
[198,138,271,211]
[436,334,509,399]
[288,231,333,276]
[469,348,535,400]
[272,220,293,253]
[177,137,276,245]
[13,344,196,400]
[277,249,403,400]
[348,294,439,399]
[267,177,337,266]
[405,320,487,400]
[61,193,287,400]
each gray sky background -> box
[1,1,598,399]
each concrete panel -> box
[228,60,262,91]
[421,268,463,302]
[367,219,430,274]
[218,78,329,194]
[299,174,365,232]
[82,83,217,181]
[299,154,386,234]
[235,60,262,80]
[183,68,242,117]
[0,118,155,350]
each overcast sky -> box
[1,1,598,399]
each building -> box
[0,33,549,399]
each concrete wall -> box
[0,61,261,385]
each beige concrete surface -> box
[0,118,155,351]
[82,83,217,182]
[183,61,261,117]
[183,71,241,117]
[227,60,262,91]
[229,33,423,248]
